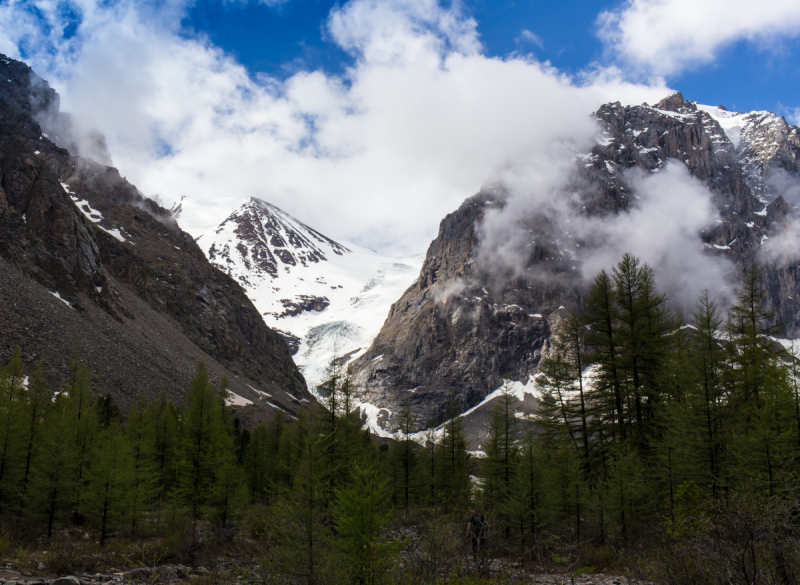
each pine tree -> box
[435,395,470,509]
[83,421,132,545]
[19,362,51,503]
[210,428,249,528]
[391,403,419,510]
[335,464,398,585]
[125,396,158,535]
[689,291,728,498]
[612,253,672,442]
[0,349,26,505]
[317,357,358,502]
[63,356,100,523]
[538,354,580,451]
[150,393,179,500]
[503,415,543,555]
[176,363,226,537]
[482,381,519,532]
[561,312,592,471]
[244,423,272,501]
[279,413,327,585]
[584,269,627,442]
[422,426,438,507]
[26,394,79,540]
[726,263,781,410]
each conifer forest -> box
[2,254,800,585]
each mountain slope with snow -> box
[347,92,800,442]
[197,198,423,388]
[698,104,800,202]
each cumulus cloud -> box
[0,0,672,256]
[477,161,737,310]
[599,0,800,77]
[579,164,736,308]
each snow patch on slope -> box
[697,104,748,149]
[50,291,72,308]
[225,391,253,407]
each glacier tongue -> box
[197,197,423,392]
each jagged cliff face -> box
[0,55,309,418]
[351,92,800,433]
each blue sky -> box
[184,0,800,116]
[1,0,800,252]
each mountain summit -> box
[348,92,800,441]
[198,198,423,389]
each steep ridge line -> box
[0,54,309,418]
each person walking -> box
[465,509,489,562]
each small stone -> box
[37,562,44,571]
[51,577,81,585]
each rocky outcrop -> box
[351,92,800,433]
[352,192,576,427]
[0,55,309,417]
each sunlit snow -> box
[198,198,423,393]
[225,391,254,407]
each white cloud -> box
[0,0,672,255]
[516,30,544,49]
[599,0,800,77]
[476,157,736,310]
[578,164,736,308]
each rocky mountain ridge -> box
[0,55,309,418]
[349,92,800,437]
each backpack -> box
[471,514,486,537]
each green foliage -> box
[389,403,421,509]
[25,394,79,540]
[83,421,132,545]
[518,254,800,552]
[175,363,230,534]
[481,382,519,537]
[334,464,399,585]
[3,253,800,583]
[0,348,28,506]
[125,396,158,535]
[435,398,471,509]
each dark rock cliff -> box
[351,92,800,433]
[0,55,309,417]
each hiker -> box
[465,509,488,561]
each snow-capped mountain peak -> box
[198,198,423,388]
[203,197,350,286]
[698,104,800,201]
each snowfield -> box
[198,198,423,394]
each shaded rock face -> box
[352,92,800,432]
[352,192,576,427]
[0,55,308,417]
